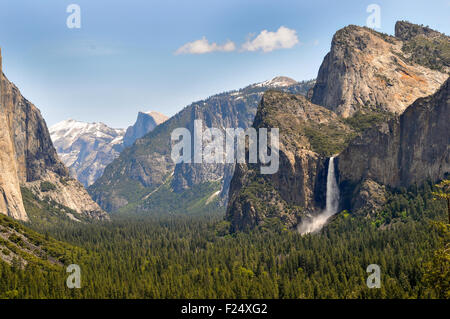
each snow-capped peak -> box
[254,76,298,88]
[50,119,125,149]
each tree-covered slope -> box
[2,180,448,299]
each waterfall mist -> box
[298,157,340,235]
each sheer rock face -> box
[225,22,449,231]
[226,91,354,232]
[89,78,315,213]
[338,78,450,212]
[311,25,448,118]
[0,98,26,220]
[123,111,168,147]
[0,50,108,221]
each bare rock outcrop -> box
[311,25,448,117]
[123,111,168,147]
[338,77,450,213]
[226,22,449,232]
[226,91,354,232]
[0,48,108,221]
[89,78,315,213]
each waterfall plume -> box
[298,157,340,234]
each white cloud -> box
[241,26,299,53]
[175,37,236,55]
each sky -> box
[0,0,449,128]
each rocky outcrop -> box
[0,92,27,220]
[89,78,315,213]
[0,48,28,221]
[311,24,448,117]
[395,21,450,74]
[123,111,168,147]
[50,120,125,187]
[0,48,108,221]
[350,179,387,216]
[226,91,354,232]
[394,21,443,42]
[225,22,449,232]
[338,77,450,213]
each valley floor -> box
[0,182,448,299]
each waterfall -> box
[324,157,339,217]
[298,157,340,234]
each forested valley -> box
[1,180,448,299]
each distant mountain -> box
[50,111,168,187]
[253,76,299,88]
[88,77,316,213]
[123,111,168,147]
[0,49,107,222]
[50,120,125,187]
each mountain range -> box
[87,77,315,214]
[50,111,168,187]
[0,20,448,235]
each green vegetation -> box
[422,222,449,298]
[118,177,223,216]
[343,110,393,134]
[0,212,86,299]
[303,123,355,157]
[432,180,450,224]
[40,181,56,192]
[0,180,447,299]
[21,187,92,229]
[401,35,450,73]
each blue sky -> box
[0,0,449,128]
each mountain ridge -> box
[50,111,168,187]
[88,77,316,213]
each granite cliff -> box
[226,91,354,232]
[50,120,125,187]
[226,21,449,232]
[89,78,315,213]
[0,48,108,221]
[123,111,168,147]
[311,23,448,117]
[337,77,449,215]
[50,111,167,188]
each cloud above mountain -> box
[175,37,236,55]
[175,26,299,55]
[241,26,299,52]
